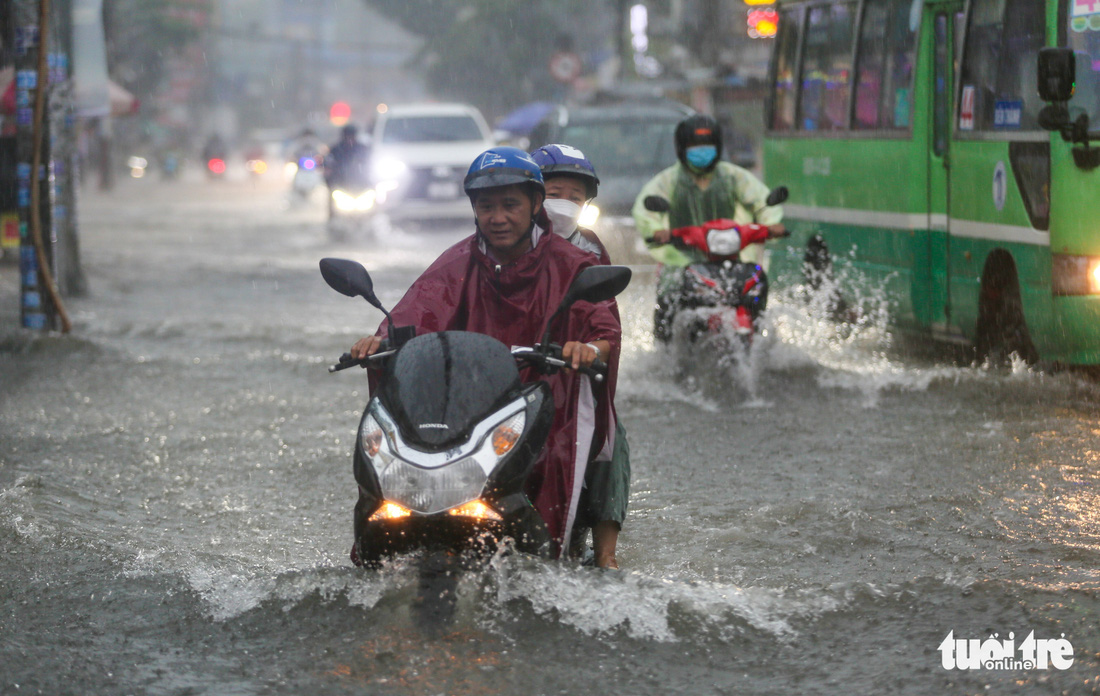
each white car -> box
[368,103,496,221]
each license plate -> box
[427,182,459,199]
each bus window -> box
[1067,4,1100,133]
[798,3,856,132]
[853,0,919,130]
[771,6,804,131]
[957,0,1045,133]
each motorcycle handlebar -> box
[331,346,605,381]
[646,222,788,246]
[643,236,690,249]
[511,347,607,383]
[328,349,395,373]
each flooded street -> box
[2,174,1099,695]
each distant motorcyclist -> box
[287,128,326,198]
[324,124,371,218]
[286,127,326,163]
[632,114,784,341]
[531,143,629,570]
[201,134,229,179]
[201,134,227,162]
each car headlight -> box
[1052,254,1100,295]
[372,157,407,181]
[579,203,600,228]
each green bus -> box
[762,0,1100,364]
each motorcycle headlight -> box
[332,189,354,210]
[579,203,600,228]
[707,229,742,257]
[333,189,375,212]
[375,456,488,515]
[359,406,525,515]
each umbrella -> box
[107,80,139,116]
[494,101,555,135]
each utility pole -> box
[14,0,71,331]
[53,0,85,297]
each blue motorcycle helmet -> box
[463,146,545,203]
[529,144,599,200]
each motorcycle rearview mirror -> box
[540,266,632,347]
[320,257,381,308]
[643,195,671,213]
[320,257,404,346]
[562,265,632,306]
[765,186,789,207]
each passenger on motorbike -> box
[631,114,784,341]
[531,143,630,569]
[348,146,622,559]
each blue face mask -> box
[685,145,718,170]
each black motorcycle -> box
[319,258,630,568]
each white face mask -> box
[542,198,584,238]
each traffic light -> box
[330,101,351,126]
[747,9,778,39]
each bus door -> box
[926,1,965,333]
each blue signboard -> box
[14,25,40,56]
[994,100,1023,129]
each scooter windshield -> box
[378,331,522,450]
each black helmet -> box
[341,124,358,139]
[674,115,723,173]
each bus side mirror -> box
[1038,48,1076,103]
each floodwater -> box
[2,172,1098,696]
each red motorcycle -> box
[644,186,788,345]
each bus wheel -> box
[974,252,1039,365]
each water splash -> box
[482,553,837,643]
[768,258,977,407]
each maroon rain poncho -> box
[369,224,622,555]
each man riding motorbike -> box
[631,115,784,342]
[531,143,630,569]
[348,146,622,560]
[324,124,371,219]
